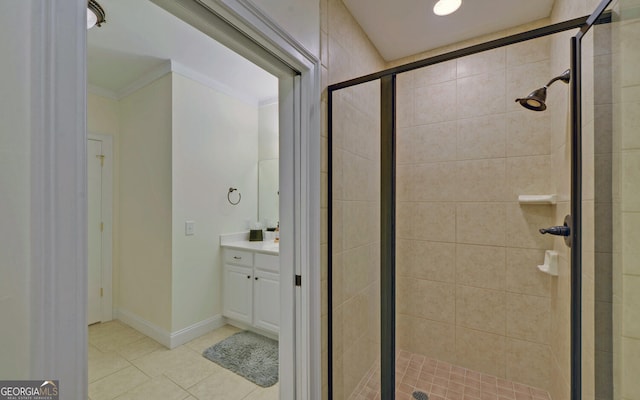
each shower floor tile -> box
[348,350,551,400]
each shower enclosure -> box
[328,0,637,398]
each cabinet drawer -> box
[255,253,279,272]
[224,249,253,267]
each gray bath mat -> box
[202,331,278,387]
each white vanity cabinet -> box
[222,247,280,335]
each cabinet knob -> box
[247,275,251,279]
[255,277,258,280]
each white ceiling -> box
[343,0,556,61]
[87,0,278,103]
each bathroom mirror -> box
[258,159,278,227]
[258,102,278,228]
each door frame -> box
[88,134,113,323]
[31,0,320,399]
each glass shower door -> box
[329,79,382,399]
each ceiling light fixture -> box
[87,0,106,29]
[433,0,462,16]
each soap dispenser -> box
[274,222,280,243]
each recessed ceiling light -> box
[87,0,106,29]
[433,0,462,16]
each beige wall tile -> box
[506,339,551,391]
[397,162,458,202]
[397,239,456,282]
[343,201,377,249]
[455,327,506,377]
[621,336,640,398]
[506,293,551,344]
[342,291,370,347]
[456,244,506,291]
[619,20,640,88]
[398,202,457,242]
[397,315,456,363]
[622,275,640,339]
[415,81,457,125]
[622,212,640,275]
[332,200,343,254]
[622,151,640,211]
[506,155,552,199]
[327,36,351,85]
[342,244,377,300]
[620,100,640,150]
[456,285,506,335]
[457,48,506,78]
[506,111,551,157]
[457,70,506,119]
[343,336,377,397]
[457,115,507,160]
[412,60,457,87]
[506,36,550,67]
[397,122,457,164]
[397,87,414,128]
[342,152,376,202]
[505,203,554,249]
[398,277,455,323]
[456,203,506,246]
[506,248,551,297]
[331,149,344,200]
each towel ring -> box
[228,187,241,205]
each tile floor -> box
[88,321,279,400]
[349,350,551,400]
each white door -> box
[87,139,103,325]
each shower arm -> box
[544,69,571,88]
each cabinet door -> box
[253,270,280,333]
[223,264,253,324]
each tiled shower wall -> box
[394,37,557,391]
[320,0,386,398]
[331,82,381,399]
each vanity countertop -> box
[220,232,279,255]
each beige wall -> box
[171,72,259,332]
[119,74,174,332]
[321,0,386,398]
[394,38,555,391]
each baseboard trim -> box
[170,315,225,348]
[115,309,224,349]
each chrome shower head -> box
[515,69,571,112]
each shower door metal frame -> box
[328,5,612,398]
[570,1,613,399]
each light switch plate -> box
[185,220,195,236]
